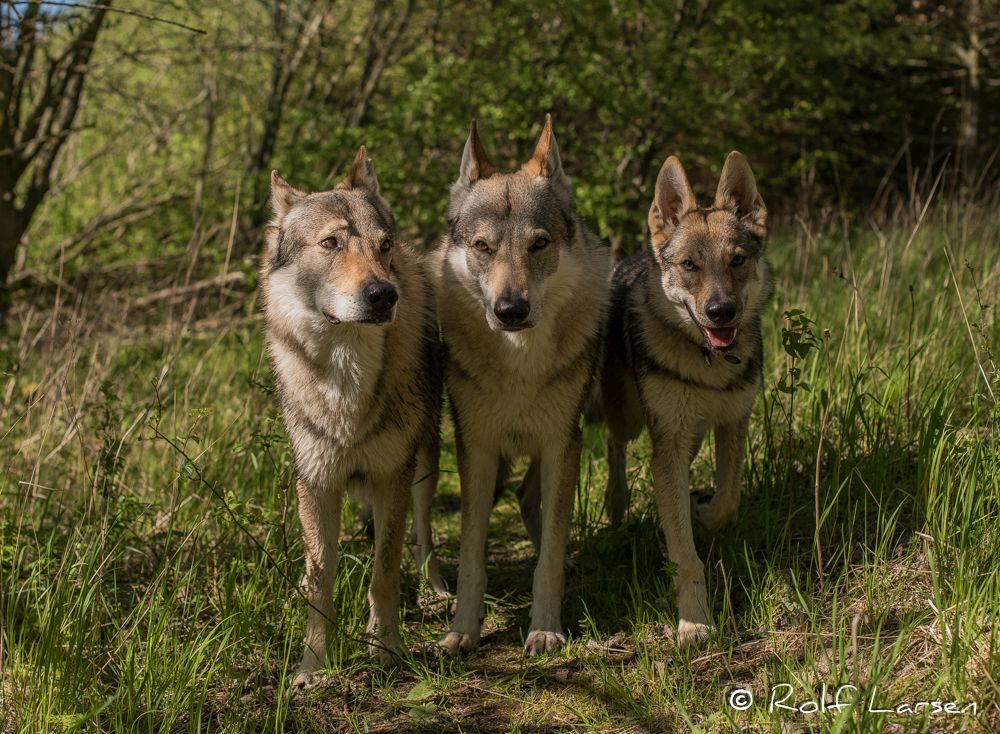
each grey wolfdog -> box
[433,116,611,657]
[601,151,771,647]
[260,148,443,688]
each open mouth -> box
[321,310,341,325]
[685,303,738,350]
[703,325,737,349]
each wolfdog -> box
[601,152,770,646]
[434,116,610,656]
[260,147,443,687]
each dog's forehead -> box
[673,209,747,253]
[288,189,392,235]
[461,172,561,230]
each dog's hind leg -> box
[358,498,375,539]
[516,459,542,553]
[411,440,447,597]
[292,479,343,689]
[696,417,747,531]
[687,430,714,513]
[603,361,643,526]
[491,459,511,504]
[368,476,409,665]
[605,435,630,526]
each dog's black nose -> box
[705,298,737,324]
[363,281,398,309]
[493,295,530,326]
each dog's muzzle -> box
[493,294,531,330]
[361,280,398,323]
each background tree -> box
[0,1,109,292]
[1,0,999,296]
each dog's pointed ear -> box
[270,170,306,218]
[524,113,570,183]
[459,120,495,185]
[337,145,380,194]
[524,114,574,209]
[648,156,696,243]
[714,151,766,228]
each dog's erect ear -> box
[337,145,380,194]
[648,156,696,243]
[270,170,306,218]
[524,113,571,184]
[714,151,766,228]
[458,120,495,185]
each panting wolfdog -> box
[601,152,771,646]
[434,116,611,656]
[260,148,443,687]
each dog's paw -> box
[289,646,328,694]
[435,631,477,657]
[289,668,326,694]
[676,619,713,649]
[523,629,566,657]
[694,494,738,531]
[369,638,404,666]
[417,584,453,614]
[427,574,451,600]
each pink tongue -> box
[706,326,737,348]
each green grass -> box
[2,206,999,732]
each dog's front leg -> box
[524,431,580,656]
[367,475,409,664]
[292,479,343,688]
[697,417,748,531]
[650,432,714,648]
[438,444,499,655]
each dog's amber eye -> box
[731,254,746,267]
[529,237,550,252]
[682,259,697,271]
[319,236,340,250]
[473,240,492,254]
[380,236,393,253]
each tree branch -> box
[20,3,108,223]
[20,2,206,34]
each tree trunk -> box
[0,198,25,296]
[957,0,981,189]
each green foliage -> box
[17,0,999,279]
[777,308,822,394]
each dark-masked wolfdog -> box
[434,116,610,657]
[601,152,771,647]
[260,148,443,687]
